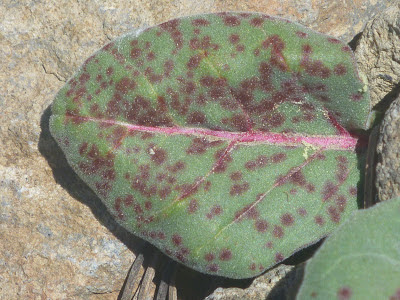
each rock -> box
[355,3,400,108]
[0,0,392,299]
[376,97,400,201]
[205,264,302,300]
[354,3,400,202]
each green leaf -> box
[297,197,400,299]
[49,12,370,279]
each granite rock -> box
[376,97,400,201]
[0,0,393,299]
[354,3,400,202]
[205,264,301,300]
[355,3,400,108]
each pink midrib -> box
[68,115,363,151]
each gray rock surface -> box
[0,0,393,299]
[376,97,400,201]
[205,264,304,300]
[355,3,400,202]
[355,3,400,108]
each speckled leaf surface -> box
[50,12,370,279]
[297,197,400,300]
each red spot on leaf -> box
[130,47,142,59]
[334,64,347,75]
[101,169,115,181]
[204,181,212,192]
[230,171,243,181]
[141,132,154,140]
[302,44,312,54]
[236,45,245,52]
[208,263,219,272]
[265,241,274,248]
[315,215,325,226]
[158,186,172,200]
[95,181,111,197]
[250,17,264,27]
[301,46,331,78]
[273,225,284,238]
[116,77,136,94]
[263,35,285,53]
[230,182,250,196]
[114,197,124,220]
[144,67,163,83]
[255,219,269,232]
[134,203,143,214]
[204,253,215,261]
[186,138,223,155]
[296,31,308,38]
[297,208,307,216]
[144,201,152,210]
[322,181,338,201]
[281,213,294,226]
[351,92,363,102]
[79,72,90,85]
[150,147,167,165]
[213,149,233,173]
[306,183,316,193]
[146,51,156,61]
[235,205,259,221]
[342,45,352,52]
[157,232,165,239]
[167,161,185,173]
[261,112,285,128]
[192,18,210,26]
[79,142,88,155]
[187,111,207,125]
[187,199,198,214]
[245,155,269,170]
[229,34,240,44]
[275,252,284,262]
[187,54,202,69]
[109,127,126,148]
[164,60,174,76]
[124,195,134,206]
[346,176,357,192]
[223,15,241,26]
[219,249,232,261]
[328,37,341,44]
[337,286,352,300]
[172,234,182,246]
[290,171,306,186]
[271,153,287,163]
[176,181,199,199]
[327,205,340,223]
[336,195,347,212]
[207,205,223,219]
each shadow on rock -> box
[266,263,305,300]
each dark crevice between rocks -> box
[348,31,363,51]
[266,263,305,300]
[372,81,400,120]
